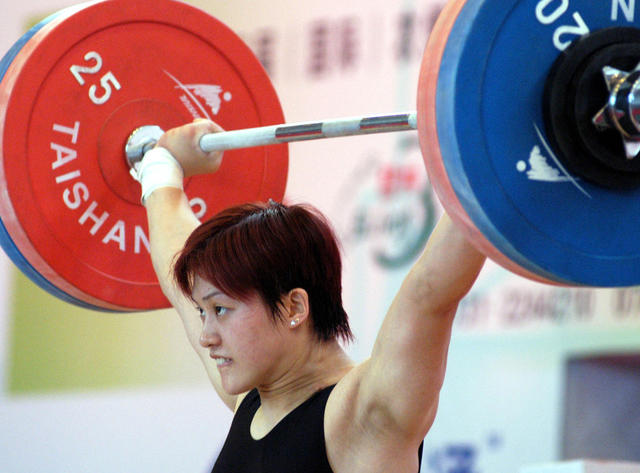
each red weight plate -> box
[417,0,556,285]
[0,4,116,311]
[0,0,288,311]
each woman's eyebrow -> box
[202,290,223,302]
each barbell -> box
[0,0,639,312]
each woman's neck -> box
[256,339,353,421]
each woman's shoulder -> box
[324,359,422,472]
[324,361,375,468]
[326,360,369,420]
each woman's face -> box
[192,276,290,395]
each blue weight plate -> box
[0,7,107,311]
[435,0,640,286]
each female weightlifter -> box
[134,119,486,472]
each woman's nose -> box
[199,317,222,348]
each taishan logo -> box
[164,70,232,119]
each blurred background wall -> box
[1,1,639,472]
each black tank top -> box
[211,384,423,472]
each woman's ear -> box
[283,288,310,329]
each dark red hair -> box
[173,200,353,342]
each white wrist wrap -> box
[130,147,184,204]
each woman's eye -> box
[197,305,227,320]
[215,306,227,317]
